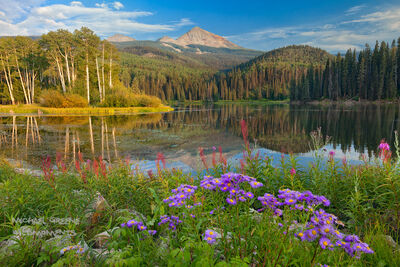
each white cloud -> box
[226,5,400,52]
[70,1,83,7]
[0,0,45,20]
[345,5,366,15]
[95,3,107,8]
[175,18,194,27]
[0,1,192,37]
[113,2,124,10]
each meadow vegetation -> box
[0,123,399,266]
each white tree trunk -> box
[1,55,15,105]
[55,56,66,93]
[64,47,71,88]
[96,57,102,101]
[86,51,90,104]
[102,43,105,101]
[109,52,113,89]
[71,54,76,88]
[31,71,36,103]
[14,53,29,104]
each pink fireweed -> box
[378,141,390,151]
[378,140,391,163]
[156,152,166,169]
[212,146,217,167]
[199,147,209,170]
[328,151,335,162]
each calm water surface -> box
[0,103,399,171]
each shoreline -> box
[290,99,400,106]
[0,105,174,116]
[167,99,290,106]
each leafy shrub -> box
[39,90,64,107]
[39,90,88,108]
[134,94,162,107]
[102,85,162,107]
[63,94,88,108]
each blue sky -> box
[1,0,400,52]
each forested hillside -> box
[217,45,332,100]
[290,39,400,101]
[114,40,263,70]
[119,45,332,101]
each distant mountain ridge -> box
[107,34,135,42]
[159,27,240,49]
[107,27,241,49]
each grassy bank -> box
[167,99,290,106]
[291,99,400,106]
[0,104,173,116]
[0,129,399,266]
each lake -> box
[0,102,398,172]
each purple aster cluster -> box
[158,215,183,230]
[163,184,198,207]
[60,244,86,255]
[258,189,331,215]
[120,219,149,232]
[200,173,262,205]
[296,209,373,257]
[204,229,218,244]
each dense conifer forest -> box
[290,39,400,101]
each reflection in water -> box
[0,103,399,169]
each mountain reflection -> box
[0,103,398,168]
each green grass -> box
[0,104,174,116]
[0,135,399,266]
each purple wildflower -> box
[227,197,237,205]
[204,229,218,244]
[245,192,254,199]
[250,181,263,188]
[319,237,334,250]
[137,223,147,231]
[148,230,157,235]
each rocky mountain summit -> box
[159,27,240,49]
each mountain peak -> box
[158,27,240,49]
[176,27,240,49]
[158,36,176,43]
[107,34,135,42]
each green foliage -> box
[291,39,400,101]
[101,84,162,107]
[39,90,88,108]
[116,40,262,70]
[1,138,400,266]
[0,27,159,107]
[119,45,331,102]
